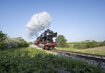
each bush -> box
[15,37,29,47]
[0,42,7,50]
[0,37,29,50]
[0,30,7,42]
[18,42,29,47]
[0,30,29,50]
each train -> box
[34,29,57,50]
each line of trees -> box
[55,34,105,49]
[0,30,29,50]
[69,40,105,49]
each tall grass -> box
[0,48,104,73]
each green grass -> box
[0,48,104,73]
[56,46,105,57]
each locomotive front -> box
[35,29,57,50]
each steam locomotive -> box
[34,29,57,50]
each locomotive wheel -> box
[43,46,48,50]
[47,46,51,50]
[43,46,52,50]
[47,46,54,50]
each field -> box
[0,48,104,73]
[56,46,105,57]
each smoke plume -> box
[26,11,51,37]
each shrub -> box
[15,37,29,48]
[0,30,7,42]
[18,42,29,47]
[0,37,29,50]
[0,42,7,50]
[0,30,29,50]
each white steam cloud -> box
[26,11,51,37]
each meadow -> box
[56,46,105,57]
[0,48,104,73]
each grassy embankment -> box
[0,48,104,73]
[56,46,105,57]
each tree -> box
[0,30,7,42]
[55,35,67,47]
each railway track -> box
[50,50,105,69]
[52,50,105,62]
[32,45,105,69]
[32,46,105,63]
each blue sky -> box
[0,0,105,42]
